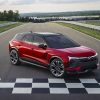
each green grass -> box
[0,21,10,24]
[0,22,22,33]
[56,22,100,40]
[80,20,100,26]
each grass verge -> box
[82,20,100,26]
[0,22,22,33]
[0,21,10,24]
[56,22,100,40]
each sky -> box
[0,0,100,13]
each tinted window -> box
[44,35,80,49]
[14,34,23,40]
[33,36,46,46]
[23,35,34,43]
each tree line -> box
[0,10,19,21]
[0,10,100,23]
[0,10,61,22]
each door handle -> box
[18,44,21,46]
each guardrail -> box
[56,21,100,31]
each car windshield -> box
[44,35,80,49]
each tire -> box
[50,58,65,78]
[10,49,21,65]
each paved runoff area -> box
[0,78,100,94]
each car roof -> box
[34,32,61,36]
[19,32,60,36]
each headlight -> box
[68,56,79,61]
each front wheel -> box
[50,58,65,78]
[10,49,21,65]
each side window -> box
[33,36,46,46]
[23,35,34,43]
[13,34,23,40]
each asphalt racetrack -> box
[0,22,100,100]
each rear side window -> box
[23,35,34,43]
[13,34,23,40]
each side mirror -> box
[38,44,47,49]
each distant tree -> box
[13,10,19,21]
[7,10,14,21]
[3,10,8,20]
[0,12,3,20]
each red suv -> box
[9,32,99,77]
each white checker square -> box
[32,83,49,88]
[50,88,69,94]
[0,83,15,88]
[12,88,32,94]
[48,79,65,83]
[86,88,100,94]
[80,78,98,83]
[66,83,84,88]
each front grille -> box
[79,56,97,62]
[69,56,98,68]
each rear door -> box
[18,34,34,60]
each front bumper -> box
[65,55,99,74]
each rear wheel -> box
[10,49,21,65]
[50,58,65,78]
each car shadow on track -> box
[19,62,53,78]
[19,62,97,79]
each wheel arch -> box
[49,56,63,63]
[9,47,18,52]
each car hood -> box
[58,46,96,57]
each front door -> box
[31,35,49,65]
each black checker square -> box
[96,79,100,83]
[83,83,100,88]
[14,83,32,88]
[33,79,48,83]
[32,88,50,94]
[49,83,66,88]
[68,88,88,94]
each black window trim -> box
[21,34,48,46]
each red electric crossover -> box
[9,32,99,77]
